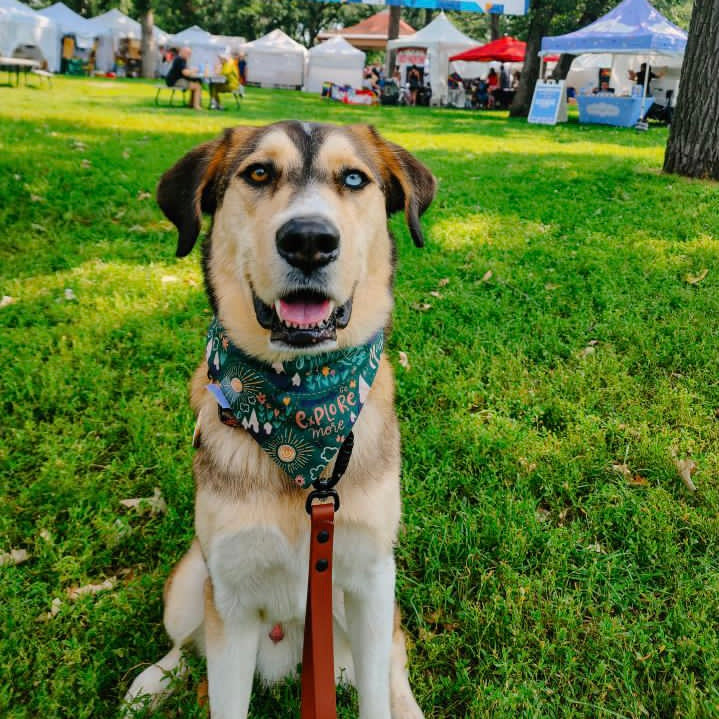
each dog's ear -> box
[157,129,237,257]
[359,125,437,248]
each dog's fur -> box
[124,121,436,719]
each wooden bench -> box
[154,83,188,107]
[30,69,53,88]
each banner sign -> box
[397,49,426,65]
[313,0,528,15]
[528,81,567,125]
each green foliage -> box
[2,78,719,719]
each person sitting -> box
[210,52,239,110]
[473,78,489,109]
[165,46,201,110]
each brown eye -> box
[244,163,273,186]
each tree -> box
[663,0,719,179]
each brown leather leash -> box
[301,432,354,719]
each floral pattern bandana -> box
[205,318,384,488]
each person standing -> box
[165,46,202,110]
[630,62,663,96]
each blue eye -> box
[342,170,368,190]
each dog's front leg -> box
[204,578,260,719]
[345,554,396,719]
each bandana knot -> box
[205,318,384,488]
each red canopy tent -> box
[450,36,559,63]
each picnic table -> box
[0,56,40,86]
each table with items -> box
[577,92,654,127]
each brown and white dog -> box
[124,121,436,719]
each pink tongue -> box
[278,298,330,326]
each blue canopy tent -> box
[539,0,686,126]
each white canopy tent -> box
[37,2,95,49]
[0,0,60,71]
[170,25,227,71]
[87,9,138,72]
[87,9,169,72]
[304,36,364,93]
[244,29,307,89]
[387,12,478,106]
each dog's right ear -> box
[157,134,227,258]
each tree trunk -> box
[489,13,501,41]
[663,0,719,179]
[386,5,401,76]
[551,53,575,81]
[140,9,156,80]
[509,5,553,117]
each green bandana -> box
[205,318,384,488]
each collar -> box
[204,318,384,488]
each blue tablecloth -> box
[577,95,654,127]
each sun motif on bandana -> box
[220,362,263,408]
[266,428,312,475]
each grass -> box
[2,76,719,719]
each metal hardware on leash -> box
[305,432,354,514]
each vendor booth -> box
[539,0,686,127]
[0,0,60,72]
[37,2,97,73]
[387,12,478,106]
[87,9,140,74]
[244,29,307,89]
[304,36,364,94]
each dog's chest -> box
[204,516,380,624]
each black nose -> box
[276,216,340,274]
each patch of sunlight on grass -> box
[432,212,550,250]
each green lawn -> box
[2,77,719,719]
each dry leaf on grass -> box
[0,548,31,566]
[429,291,442,299]
[586,542,607,554]
[0,296,15,309]
[161,275,179,284]
[685,269,708,285]
[120,487,167,516]
[398,351,410,370]
[80,159,92,168]
[611,463,632,480]
[66,576,117,600]
[30,194,45,203]
[438,278,450,287]
[137,191,152,201]
[673,457,697,492]
[480,270,493,283]
[64,288,77,301]
[36,597,63,622]
[544,283,560,291]
[122,149,130,159]
[412,303,432,312]
[535,507,550,523]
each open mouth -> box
[253,289,353,348]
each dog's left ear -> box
[360,126,437,248]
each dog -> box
[124,121,436,719]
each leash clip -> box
[305,487,340,514]
[305,432,354,515]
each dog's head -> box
[157,121,436,361]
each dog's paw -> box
[122,647,186,715]
[391,693,424,719]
